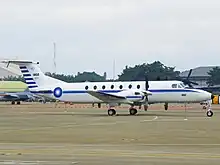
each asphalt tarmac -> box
[0,103,219,164]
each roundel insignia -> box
[53,87,63,98]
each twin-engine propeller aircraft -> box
[1,60,214,117]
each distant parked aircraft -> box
[0,91,35,104]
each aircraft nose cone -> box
[202,90,212,101]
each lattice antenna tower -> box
[53,42,56,74]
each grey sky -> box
[1,0,220,79]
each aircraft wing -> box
[87,91,129,103]
[0,93,19,99]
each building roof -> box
[0,63,22,78]
[179,66,220,77]
[0,81,27,92]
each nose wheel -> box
[206,110,213,117]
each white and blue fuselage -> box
[1,60,212,105]
[1,60,214,117]
[30,80,212,104]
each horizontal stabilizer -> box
[1,60,39,68]
[1,60,38,64]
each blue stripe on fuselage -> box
[30,89,199,94]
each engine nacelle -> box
[117,89,146,102]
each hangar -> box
[179,66,220,87]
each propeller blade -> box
[187,69,192,79]
[145,76,149,90]
[190,81,199,85]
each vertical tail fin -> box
[1,60,65,91]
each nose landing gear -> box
[206,100,214,117]
[206,110,213,117]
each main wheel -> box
[129,108,137,115]
[108,109,116,116]
[144,105,148,111]
[164,103,168,110]
[98,103,101,108]
[207,110,213,117]
[17,101,21,105]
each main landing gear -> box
[129,106,138,115]
[164,102,168,110]
[107,105,138,116]
[108,109,116,116]
[11,101,20,105]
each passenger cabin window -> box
[102,85,105,89]
[119,85,123,89]
[172,84,177,88]
[137,85,140,89]
[85,86,88,90]
[128,84,132,89]
[94,85,97,90]
[111,85,114,89]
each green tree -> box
[45,72,76,82]
[3,75,25,82]
[207,67,220,86]
[74,72,106,82]
[118,61,180,81]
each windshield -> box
[180,83,185,88]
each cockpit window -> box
[172,84,177,88]
[180,83,185,88]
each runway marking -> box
[140,116,158,122]
[0,160,78,165]
[75,152,220,159]
[2,148,218,160]
[156,118,189,122]
[89,121,128,126]
[0,160,47,165]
